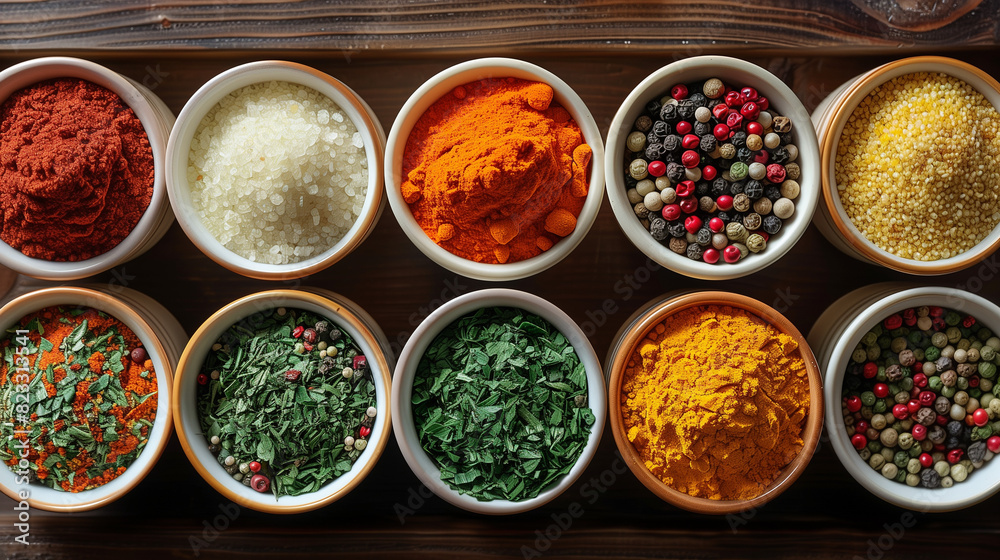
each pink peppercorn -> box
[740,101,760,121]
[679,197,699,214]
[681,134,700,149]
[702,165,718,180]
[726,112,743,130]
[725,91,742,107]
[883,314,903,330]
[756,96,769,110]
[723,245,741,263]
[712,103,729,121]
[647,161,666,177]
[675,121,692,135]
[987,436,1000,453]
[753,151,769,164]
[708,217,725,232]
[702,248,720,264]
[846,396,862,412]
[675,180,695,198]
[713,123,731,141]
[740,87,758,102]
[662,204,681,221]
[851,434,867,450]
[765,164,786,183]
[681,150,700,168]
[670,84,688,99]
[684,216,703,234]
[746,121,763,136]
[715,195,733,211]
[912,424,927,441]
[892,404,909,420]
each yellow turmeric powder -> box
[621,304,810,501]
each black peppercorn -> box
[652,120,670,138]
[646,99,662,116]
[649,217,668,241]
[736,147,754,163]
[635,115,653,133]
[662,135,682,153]
[744,180,763,200]
[764,185,782,201]
[625,175,638,189]
[659,103,678,123]
[665,162,686,182]
[731,131,747,149]
[693,121,712,138]
[667,221,687,238]
[685,243,703,260]
[716,210,734,224]
[729,180,746,196]
[699,134,716,153]
[677,99,697,120]
[688,92,708,107]
[695,181,710,197]
[779,132,794,145]
[770,146,790,164]
[696,227,712,246]
[710,177,728,198]
[920,469,940,488]
[946,421,964,438]
[644,143,667,162]
[968,441,987,463]
[647,130,662,145]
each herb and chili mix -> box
[412,306,594,502]
[0,306,158,492]
[842,306,1000,488]
[197,307,377,498]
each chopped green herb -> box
[412,306,594,502]
[197,308,377,498]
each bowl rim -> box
[0,56,171,281]
[604,55,821,281]
[605,290,824,514]
[390,287,607,514]
[383,57,606,282]
[171,289,392,514]
[818,55,1000,275]
[822,285,1000,511]
[165,60,385,281]
[0,286,174,512]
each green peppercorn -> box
[907,444,922,458]
[861,391,876,406]
[878,336,892,350]
[931,332,948,348]
[873,400,887,414]
[925,346,941,361]
[980,361,997,378]
[946,327,962,343]
[862,331,878,346]
[852,347,868,363]
[891,337,907,353]
[913,348,925,361]
[979,327,994,340]
[868,441,883,453]
[928,376,943,392]
[942,386,957,398]
[894,451,909,468]
[981,345,996,362]
[867,345,881,361]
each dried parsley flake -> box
[412,306,594,502]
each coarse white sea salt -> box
[187,80,368,264]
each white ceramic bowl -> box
[0,286,184,511]
[0,57,175,280]
[384,58,606,282]
[392,288,606,514]
[812,56,1000,275]
[606,55,820,280]
[807,284,1000,511]
[166,61,386,281]
[173,289,393,513]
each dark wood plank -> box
[1,50,1000,558]
[0,1,999,53]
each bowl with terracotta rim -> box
[814,55,1000,275]
[605,290,824,514]
[165,60,385,281]
[172,289,393,514]
[0,286,180,512]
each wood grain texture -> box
[0,0,998,52]
[0,51,999,558]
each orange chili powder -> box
[402,78,591,264]
[0,306,157,492]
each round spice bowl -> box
[172,289,392,513]
[0,56,175,281]
[605,291,824,514]
[606,56,821,280]
[807,284,1000,511]
[384,58,606,282]
[165,61,386,281]
[392,288,606,514]
[813,56,1000,275]
[0,286,183,511]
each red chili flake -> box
[292,326,305,338]
[284,369,301,382]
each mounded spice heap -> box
[0,78,155,261]
[188,81,368,265]
[412,306,595,501]
[0,306,158,492]
[402,78,592,265]
[621,305,809,500]
[836,72,1000,260]
[841,305,1000,488]
[197,307,376,497]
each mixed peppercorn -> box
[842,306,1000,488]
[622,78,802,264]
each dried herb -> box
[412,306,594,502]
[0,306,158,492]
[198,307,377,498]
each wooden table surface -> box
[2,2,1000,559]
